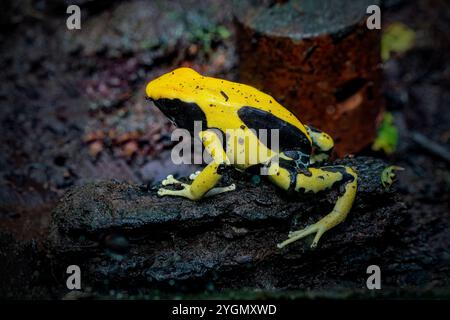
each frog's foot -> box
[204,184,236,198]
[158,181,236,200]
[158,183,235,200]
[162,172,204,184]
[158,184,194,199]
[189,171,201,180]
[159,175,195,199]
[277,221,327,249]
[161,175,183,186]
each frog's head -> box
[146,67,201,100]
[146,68,206,131]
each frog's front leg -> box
[268,163,357,248]
[161,174,183,186]
[160,169,200,186]
[158,130,235,200]
[159,169,201,188]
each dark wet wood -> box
[45,157,405,293]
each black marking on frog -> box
[321,166,356,191]
[278,158,300,192]
[237,106,312,154]
[322,166,355,181]
[307,125,322,133]
[217,163,230,175]
[244,163,265,175]
[154,98,207,133]
[282,150,311,175]
[220,91,229,101]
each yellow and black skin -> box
[146,68,357,248]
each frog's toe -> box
[157,188,169,196]
[158,187,187,196]
[162,175,182,186]
[278,222,326,249]
[204,183,236,197]
[157,186,195,199]
[189,171,201,180]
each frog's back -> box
[147,68,312,153]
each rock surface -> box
[47,157,405,292]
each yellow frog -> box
[146,67,357,248]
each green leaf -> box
[381,165,404,189]
[216,25,231,39]
[372,112,399,155]
[381,22,416,61]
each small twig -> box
[411,132,450,164]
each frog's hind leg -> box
[157,130,235,200]
[268,164,357,248]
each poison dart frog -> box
[146,67,357,248]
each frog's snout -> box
[145,79,158,100]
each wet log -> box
[47,157,405,293]
[235,0,384,156]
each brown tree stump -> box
[235,0,383,157]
